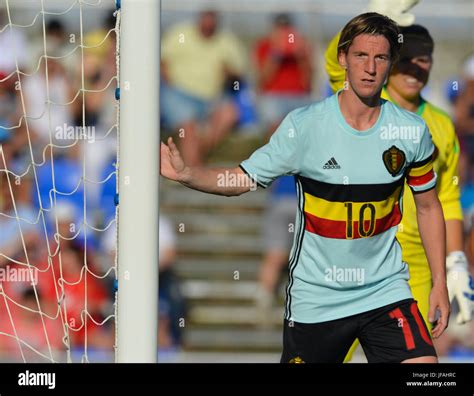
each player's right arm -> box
[161,112,301,196]
[160,137,251,197]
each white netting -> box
[0,0,118,362]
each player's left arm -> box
[413,188,450,338]
[409,125,449,338]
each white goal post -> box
[117,0,160,363]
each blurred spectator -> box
[24,19,75,161]
[0,167,41,268]
[161,10,246,165]
[75,14,118,207]
[45,19,69,58]
[254,13,313,137]
[157,215,186,350]
[0,11,28,80]
[101,214,186,350]
[98,160,117,226]
[33,143,102,248]
[455,54,474,181]
[83,13,117,64]
[0,77,20,163]
[22,56,73,162]
[34,146,87,234]
[0,288,64,361]
[38,238,112,350]
[29,19,70,67]
[0,64,32,166]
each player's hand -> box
[446,251,474,324]
[367,0,420,26]
[428,282,450,338]
[160,137,188,182]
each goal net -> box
[0,0,159,363]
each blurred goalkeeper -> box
[325,0,474,360]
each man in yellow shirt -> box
[325,22,474,360]
[161,10,246,165]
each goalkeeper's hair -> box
[338,12,401,62]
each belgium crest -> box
[382,145,406,176]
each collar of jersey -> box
[334,89,385,138]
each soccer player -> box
[161,13,449,363]
[325,15,474,362]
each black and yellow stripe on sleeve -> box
[407,155,435,189]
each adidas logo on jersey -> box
[323,157,341,169]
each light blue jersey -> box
[240,91,436,323]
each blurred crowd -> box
[0,8,185,361]
[0,10,118,360]
[0,6,473,361]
